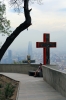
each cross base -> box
[22,60,35,63]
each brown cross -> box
[36,33,56,65]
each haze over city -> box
[0,0,66,52]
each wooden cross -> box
[36,33,56,65]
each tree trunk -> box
[0,0,32,61]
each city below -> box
[1,49,66,71]
[0,41,66,73]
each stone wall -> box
[42,65,66,97]
[0,64,39,74]
[1,64,66,97]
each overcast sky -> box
[0,0,66,52]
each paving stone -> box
[0,73,66,100]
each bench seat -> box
[28,70,43,77]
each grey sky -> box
[0,0,66,52]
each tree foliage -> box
[9,0,42,13]
[0,0,42,60]
[0,0,32,60]
[0,1,11,36]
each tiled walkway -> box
[0,73,66,100]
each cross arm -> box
[36,42,56,48]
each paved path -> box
[0,73,66,100]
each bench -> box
[28,70,43,77]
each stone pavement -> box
[0,73,66,100]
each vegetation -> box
[13,60,23,64]
[0,0,32,60]
[0,0,42,61]
[5,83,15,99]
[0,83,15,100]
[0,1,11,36]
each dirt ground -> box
[0,74,19,100]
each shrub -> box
[5,83,15,99]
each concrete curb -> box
[16,81,20,100]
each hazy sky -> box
[0,0,66,52]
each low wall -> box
[42,65,66,97]
[0,64,39,74]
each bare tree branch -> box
[8,0,42,13]
[0,0,32,60]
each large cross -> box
[36,33,56,65]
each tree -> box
[0,0,42,61]
[0,1,11,36]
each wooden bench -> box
[28,70,43,77]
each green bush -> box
[0,83,3,88]
[0,90,5,100]
[5,83,15,99]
